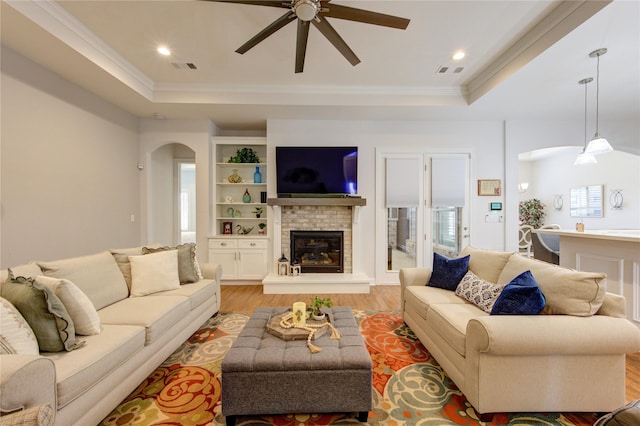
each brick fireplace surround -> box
[263,198,371,294]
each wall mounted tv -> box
[276,146,358,197]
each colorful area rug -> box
[100,311,600,425]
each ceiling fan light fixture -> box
[294,0,319,21]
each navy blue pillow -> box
[427,253,470,291]
[490,270,546,315]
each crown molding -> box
[465,0,611,104]
[5,0,154,100]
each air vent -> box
[436,65,464,74]
[171,62,198,70]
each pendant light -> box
[584,48,613,155]
[574,77,597,165]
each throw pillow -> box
[142,243,200,284]
[1,274,83,352]
[427,253,470,291]
[129,250,180,297]
[0,296,39,355]
[491,270,546,315]
[36,276,101,336]
[455,271,504,313]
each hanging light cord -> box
[595,53,601,135]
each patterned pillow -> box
[455,271,504,313]
[427,253,470,291]
[1,273,83,352]
[0,297,39,354]
[142,243,201,284]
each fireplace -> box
[290,230,344,273]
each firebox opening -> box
[290,230,344,273]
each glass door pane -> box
[387,207,417,270]
[179,162,196,244]
[432,207,461,257]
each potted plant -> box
[309,296,333,320]
[228,147,260,163]
[258,223,266,234]
[254,207,263,218]
[519,198,546,228]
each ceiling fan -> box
[203,0,410,73]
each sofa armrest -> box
[0,355,56,417]
[399,268,432,288]
[199,263,222,282]
[467,315,640,356]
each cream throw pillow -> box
[0,297,39,354]
[129,250,180,297]
[36,276,101,336]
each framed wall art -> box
[478,179,502,196]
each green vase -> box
[242,189,251,203]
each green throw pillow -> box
[142,243,200,284]
[1,272,83,352]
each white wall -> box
[267,119,506,282]
[1,47,140,267]
[523,148,639,230]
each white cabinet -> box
[213,137,268,237]
[208,238,268,280]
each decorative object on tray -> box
[242,189,251,203]
[228,147,260,163]
[310,296,333,320]
[227,169,242,183]
[292,302,306,325]
[267,310,341,353]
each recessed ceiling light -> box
[452,51,465,61]
[157,46,171,56]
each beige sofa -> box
[0,246,221,425]
[400,245,640,415]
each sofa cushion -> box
[460,245,513,284]
[36,276,101,335]
[497,255,606,316]
[3,263,42,280]
[455,271,503,313]
[1,275,81,352]
[491,270,546,315]
[404,286,466,320]
[142,243,201,284]
[39,251,128,310]
[129,250,180,297]
[0,297,39,355]
[41,324,145,409]
[110,247,144,291]
[427,303,488,357]
[152,279,217,310]
[98,296,190,345]
[427,253,470,291]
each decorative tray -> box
[266,310,331,341]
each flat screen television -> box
[276,146,358,197]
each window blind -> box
[431,157,466,207]
[385,157,420,207]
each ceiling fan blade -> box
[321,4,410,29]
[236,11,296,54]
[295,20,310,73]
[312,16,360,66]
[200,0,288,9]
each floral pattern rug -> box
[99,311,599,425]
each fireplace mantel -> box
[267,197,366,207]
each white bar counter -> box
[534,228,640,327]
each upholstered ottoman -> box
[221,306,372,425]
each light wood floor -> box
[220,284,640,404]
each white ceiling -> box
[1,0,638,131]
